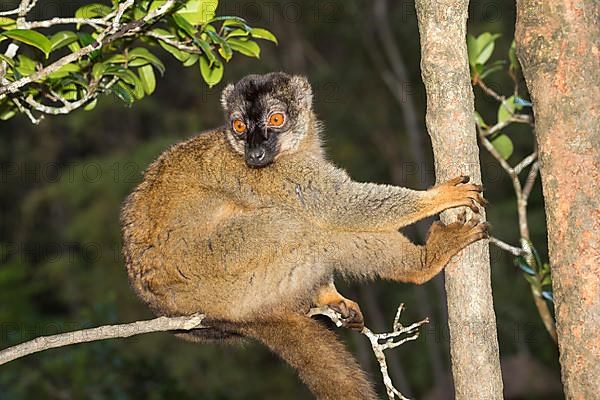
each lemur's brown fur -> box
[121,73,487,399]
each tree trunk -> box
[515,1,600,398]
[414,1,504,399]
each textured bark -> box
[414,1,504,399]
[515,2,600,399]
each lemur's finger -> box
[457,210,467,224]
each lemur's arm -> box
[283,158,486,232]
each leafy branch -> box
[468,33,556,342]
[0,0,277,123]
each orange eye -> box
[268,112,285,127]
[232,119,247,134]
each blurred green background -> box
[0,0,562,399]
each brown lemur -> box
[121,72,488,399]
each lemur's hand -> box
[433,175,487,213]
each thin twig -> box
[475,90,556,342]
[311,303,428,400]
[0,313,206,366]
[522,161,539,201]
[514,152,537,176]
[23,17,109,29]
[489,236,525,256]
[146,31,201,53]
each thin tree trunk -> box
[515,1,600,398]
[414,1,504,398]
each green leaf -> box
[183,54,199,66]
[75,3,112,19]
[15,55,36,76]
[474,111,488,128]
[0,17,16,30]
[497,95,516,124]
[128,47,165,75]
[199,56,223,88]
[138,65,156,94]
[158,40,190,62]
[218,17,251,31]
[195,38,217,64]
[491,133,514,160]
[105,54,128,64]
[50,31,79,51]
[541,274,552,286]
[1,29,52,58]
[204,30,232,61]
[0,107,16,120]
[478,60,505,80]
[172,14,197,37]
[476,33,500,65]
[176,0,218,25]
[226,28,249,38]
[92,63,107,80]
[467,34,478,67]
[112,81,135,104]
[467,33,501,68]
[250,28,277,44]
[84,98,98,111]
[104,66,139,85]
[78,32,100,60]
[48,63,80,79]
[227,38,260,58]
[68,40,81,53]
[0,54,15,67]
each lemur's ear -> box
[220,83,234,110]
[290,75,313,106]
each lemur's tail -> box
[239,314,377,400]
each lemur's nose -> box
[248,148,266,162]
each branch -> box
[2,304,427,400]
[0,313,206,366]
[489,236,525,256]
[310,303,428,400]
[0,0,176,96]
[23,17,110,29]
[0,0,37,17]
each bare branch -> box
[0,313,206,366]
[514,152,537,176]
[146,31,201,54]
[311,304,428,400]
[2,302,427,400]
[475,79,504,102]
[522,161,540,201]
[489,236,525,257]
[23,17,109,29]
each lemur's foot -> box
[434,175,487,213]
[427,211,489,258]
[315,285,365,331]
[328,297,364,331]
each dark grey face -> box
[221,72,313,168]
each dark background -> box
[0,1,562,398]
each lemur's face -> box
[221,72,313,168]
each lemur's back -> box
[121,130,244,317]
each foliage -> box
[0,0,277,122]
